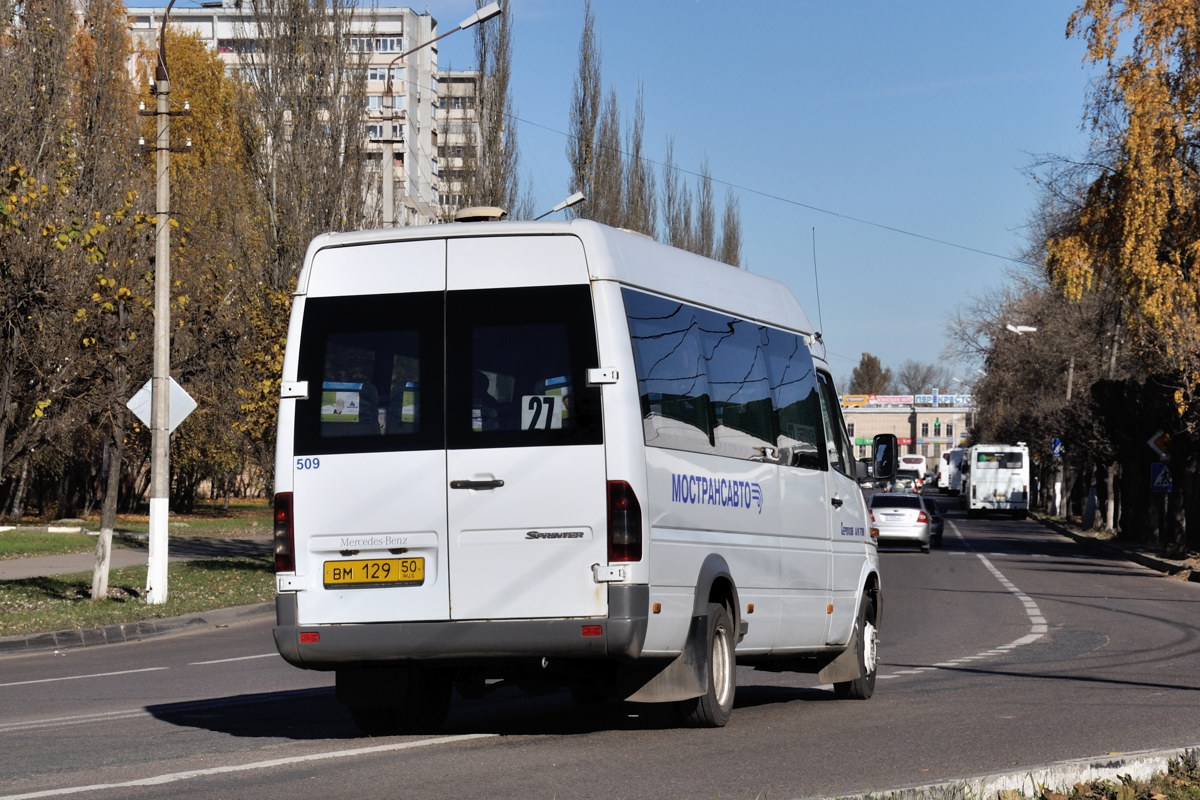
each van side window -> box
[623,288,823,467]
[816,371,854,476]
[763,331,824,470]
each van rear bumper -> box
[273,584,649,669]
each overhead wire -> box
[511,112,1039,270]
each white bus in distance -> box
[937,447,966,494]
[271,216,893,734]
[963,443,1030,518]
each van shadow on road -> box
[146,680,842,740]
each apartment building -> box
[127,1,467,226]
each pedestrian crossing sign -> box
[1151,462,1173,493]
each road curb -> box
[0,602,274,655]
[825,745,1200,799]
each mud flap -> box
[623,614,708,703]
[817,616,866,685]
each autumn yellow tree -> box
[0,0,141,524]
[138,28,274,510]
[1051,1,1200,408]
[1047,0,1200,553]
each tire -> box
[678,602,737,727]
[342,665,453,736]
[834,595,878,700]
[350,706,399,737]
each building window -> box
[921,422,929,437]
[846,422,855,438]
[351,37,404,53]
[368,67,403,83]
[946,423,954,438]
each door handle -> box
[831,496,844,508]
[450,478,505,490]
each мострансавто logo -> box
[670,473,763,514]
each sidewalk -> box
[1033,512,1200,581]
[0,533,274,655]
[0,534,272,580]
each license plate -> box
[324,558,424,588]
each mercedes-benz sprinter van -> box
[272,218,882,733]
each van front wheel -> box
[678,602,736,727]
[834,594,878,700]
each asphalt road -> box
[2,505,1199,799]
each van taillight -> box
[607,480,642,562]
[273,492,295,573]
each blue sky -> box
[430,0,1096,385]
[132,1,1097,386]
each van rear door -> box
[290,239,450,626]
[444,235,607,621]
[289,234,606,626]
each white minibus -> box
[272,218,885,733]
[963,443,1030,518]
[899,454,926,479]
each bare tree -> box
[566,0,600,218]
[695,158,715,259]
[237,0,371,288]
[717,187,742,267]
[473,0,520,212]
[622,85,656,236]
[590,88,624,225]
[661,138,693,249]
[895,361,952,395]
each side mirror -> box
[872,434,898,483]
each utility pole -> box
[141,1,190,604]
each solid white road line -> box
[0,734,498,800]
[876,518,1047,681]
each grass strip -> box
[0,555,274,637]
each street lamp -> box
[534,191,585,220]
[380,2,502,226]
[1005,324,1037,335]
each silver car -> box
[870,492,932,553]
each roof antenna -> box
[811,227,825,335]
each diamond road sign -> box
[126,378,197,434]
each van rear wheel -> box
[678,602,736,727]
